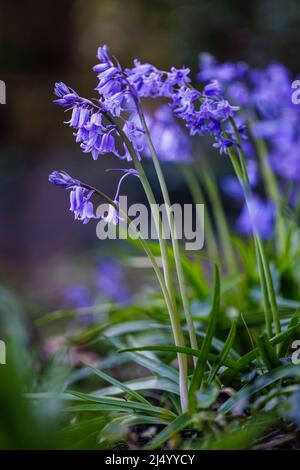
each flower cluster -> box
[198,53,300,183]
[197,53,300,238]
[53,45,240,168]
[125,58,239,154]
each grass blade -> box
[145,413,192,450]
[207,320,237,385]
[189,265,220,397]
[82,362,150,405]
[119,345,241,371]
[67,390,176,419]
[256,334,281,370]
[219,364,300,413]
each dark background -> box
[1,0,300,310]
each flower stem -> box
[196,161,238,275]
[84,182,188,412]
[181,164,219,262]
[136,104,199,364]
[112,121,189,412]
[227,141,281,337]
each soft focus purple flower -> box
[237,195,275,240]
[222,159,259,199]
[64,284,93,309]
[198,53,248,83]
[144,106,192,162]
[204,80,221,97]
[95,260,131,303]
[213,137,233,155]
[197,54,300,184]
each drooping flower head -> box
[49,170,97,224]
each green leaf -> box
[195,384,218,409]
[189,265,220,397]
[207,320,237,384]
[67,390,176,419]
[96,377,179,397]
[114,341,179,384]
[82,362,150,405]
[256,334,281,370]
[119,345,241,371]
[219,364,300,413]
[145,413,192,450]
[279,309,300,357]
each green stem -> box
[253,131,286,256]
[181,165,219,262]
[114,122,189,412]
[227,143,281,337]
[85,182,188,412]
[137,104,199,363]
[196,162,238,274]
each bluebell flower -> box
[167,67,191,87]
[53,82,79,107]
[64,285,93,309]
[106,168,139,222]
[203,80,221,97]
[49,170,80,188]
[237,195,275,240]
[69,186,97,224]
[49,170,98,224]
[95,260,131,303]
[213,137,233,155]
[143,106,192,162]
[222,159,259,199]
[125,59,164,98]
[198,53,248,83]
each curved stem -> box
[181,164,219,262]
[108,122,189,412]
[136,103,199,363]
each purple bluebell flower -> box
[101,168,139,225]
[48,170,80,188]
[198,53,248,83]
[69,186,97,224]
[125,60,164,98]
[49,170,98,224]
[222,159,259,199]
[203,80,221,97]
[143,106,192,162]
[167,67,191,87]
[53,82,79,107]
[237,195,275,240]
[213,137,233,155]
[64,284,93,309]
[95,260,131,303]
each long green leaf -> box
[256,334,281,370]
[279,309,300,357]
[219,364,300,413]
[145,413,192,450]
[82,362,150,405]
[67,390,176,418]
[119,345,241,371]
[207,320,237,384]
[189,265,220,397]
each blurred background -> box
[1,0,300,314]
